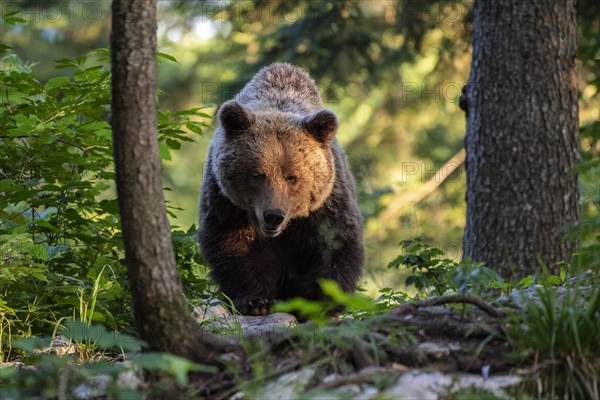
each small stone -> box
[383,370,522,400]
[257,368,315,399]
[192,302,231,322]
[33,335,77,356]
[414,342,461,359]
[384,371,452,400]
[241,313,298,337]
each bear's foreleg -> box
[204,247,281,316]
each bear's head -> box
[212,100,338,238]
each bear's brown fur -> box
[198,63,364,315]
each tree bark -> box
[462,0,579,277]
[110,0,230,363]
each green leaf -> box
[157,52,178,63]
[12,337,52,353]
[517,275,534,289]
[76,54,88,67]
[44,76,70,92]
[31,244,49,261]
[0,179,16,192]
[132,353,216,385]
[185,121,205,135]
[274,297,327,320]
[33,218,57,232]
[0,43,13,54]
[165,138,181,150]
[59,319,144,352]
[319,280,374,310]
[2,10,26,25]
[159,143,172,160]
[11,113,38,126]
[546,275,562,286]
[54,58,79,69]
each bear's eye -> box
[286,175,298,184]
[252,172,267,181]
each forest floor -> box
[3,286,597,399]
[190,295,528,399]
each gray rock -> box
[497,283,594,311]
[382,370,522,400]
[414,342,461,358]
[257,367,315,399]
[383,371,453,400]
[193,300,298,336]
[242,313,298,336]
[192,302,231,322]
[31,335,77,356]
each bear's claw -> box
[235,297,275,316]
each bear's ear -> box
[303,109,338,144]
[218,100,254,135]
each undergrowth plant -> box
[273,279,376,323]
[0,319,216,399]
[0,41,212,360]
[386,238,506,297]
[508,285,600,399]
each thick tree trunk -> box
[111,0,229,363]
[462,0,579,277]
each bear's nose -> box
[263,209,285,229]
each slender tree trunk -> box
[111,0,230,363]
[462,0,579,277]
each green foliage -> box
[133,352,217,385]
[1,353,135,400]
[384,239,577,304]
[507,286,600,398]
[2,9,25,26]
[0,320,215,398]
[274,280,376,322]
[172,225,217,303]
[0,49,129,345]
[0,48,212,360]
[375,287,412,308]
[273,297,330,323]
[385,239,600,398]
[1,323,142,398]
[157,106,211,163]
[319,280,376,312]
[387,238,504,296]
[59,319,143,354]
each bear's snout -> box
[259,209,286,237]
[257,208,286,238]
[263,209,285,229]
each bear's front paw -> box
[234,297,276,316]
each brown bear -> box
[198,63,364,316]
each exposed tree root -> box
[391,294,506,318]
